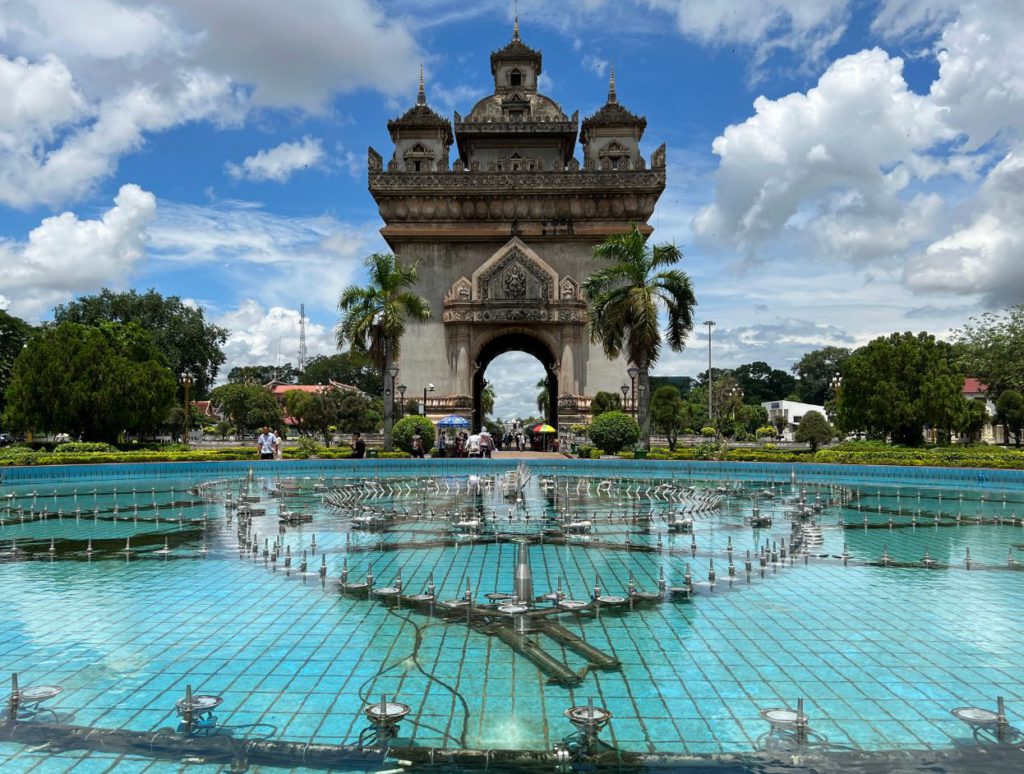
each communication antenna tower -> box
[298,303,308,372]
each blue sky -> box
[1,0,1021,419]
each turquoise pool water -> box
[2,459,1024,772]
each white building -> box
[761,399,827,441]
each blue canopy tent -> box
[436,415,470,429]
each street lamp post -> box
[423,383,435,418]
[180,370,194,444]
[398,384,407,419]
[620,383,629,413]
[388,366,400,425]
[627,366,639,419]
[704,320,715,429]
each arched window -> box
[509,69,522,87]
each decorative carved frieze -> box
[441,304,587,324]
[368,168,665,191]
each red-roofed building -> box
[960,377,1004,444]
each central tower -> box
[368,19,666,429]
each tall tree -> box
[299,352,382,394]
[791,346,851,405]
[208,383,283,435]
[53,288,228,398]
[733,361,797,404]
[336,254,430,450]
[0,309,34,416]
[582,225,697,449]
[995,390,1024,447]
[590,390,623,418]
[3,322,175,442]
[651,385,686,450]
[229,363,299,385]
[955,305,1024,396]
[482,382,496,419]
[835,332,965,446]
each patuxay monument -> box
[368,18,666,429]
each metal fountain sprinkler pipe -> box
[8,673,19,721]
[514,542,534,604]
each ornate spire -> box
[608,64,617,105]
[417,64,426,105]
[513,1,520,41]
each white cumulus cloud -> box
[0,183,156,318]
[213,299,335,378]
[225,137,325,183]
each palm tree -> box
[336,253,430,450]
[582,225,697,449]
[536,377,549,416]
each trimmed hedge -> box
[588,411,640,454]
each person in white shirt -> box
[257,427,277,460]
[467,432,481,457]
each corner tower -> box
[368,21,666,429]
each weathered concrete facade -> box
[368,20,666,428]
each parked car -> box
[53,432,72,443]
[0,432,13,446]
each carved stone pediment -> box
[445,276,472,302]
[472,238,558,302]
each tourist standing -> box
[411,432,425,458]
[257,427,277,460]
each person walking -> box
[257,427,277,460]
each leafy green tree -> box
[0,310,34,416]
[651,385,687,450]
[955,305,1024,396]
[711,376,745,435]
[996,390,1024,447]
[795,410,833,452]
[336,254,430,450]
[957,399,988,444]
[583,225,697,449]
[733,361,798,404]
[835,332,965,447]
[214,420,235,440]
[588,410,640,453]
[590,390,622,418]
[482,383,496,419]
[336,394,381,434]
[791,346,851,405]
[53,288,227,398]
[649,375,694,395]
[393,415,436,454]
[209,383,283,436]
[299,352,382,394]
[536,377,550,416]
[229,363,299,385]
[3,322,175,442]
[282,390,316,437]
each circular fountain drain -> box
[372,586,400,597]
[565,705,612,723]
[558,599,588,610]
[497,604,529,615]
[343,582,369,592]
[760,708,806,727]
[364,701,411,723]
[440,599,469,608]
[406,593,434,602]
[485,592,512,601]
[596,595,627,606]
[176,695,223,713]
[952,707,1001,726]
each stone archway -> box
[472,331,558,431]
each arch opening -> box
[473,332,557,432]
